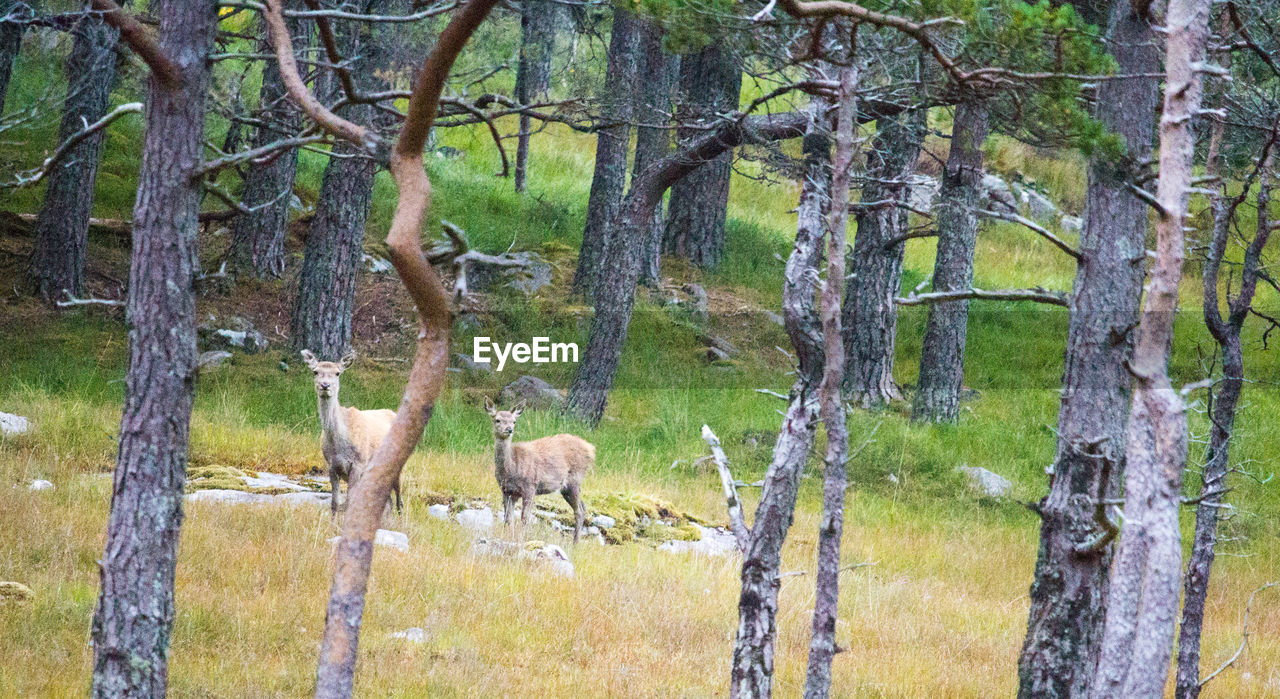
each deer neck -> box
[317,392,349,444]
[494,436,514,477]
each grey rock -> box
[657,525,739,556]
[456,507,496,532]
[362,254,393,274]
[454,353,492,373]
[498,375,564,410]
[591,514,616,530]
[0,412,30,436]
[981,173,1018,212]
[705,347,732,363]
[763,310,785,327]
[200,316,269,354]
[957,466,1012,499]
[428,503,451,520]
[1017,184,1059,222]
[240,471,307,492]
[683,283,709,324]
[388,627,428,643]
[29,479,54,491]
[198,350,233,370]
[908,174,941,212]
[521,543,574,578]
[1060,215,1083,233]
[469,251,553,296]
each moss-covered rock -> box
[584,492,707,545]
[0,581,34,604]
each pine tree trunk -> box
[1093,0,1210,689]
[911,100,988,423]
[632,19,675,286]
[1016,3,1160,694]
[664,44,741,268]
[513,0,555,192]
[0,0,23,116]
[570,5,636,298]
[89,0,214,694]
[228,18,303,279]
[842,108,926,407]
[28,12,120,300]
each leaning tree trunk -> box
[663,43,742,268]
[28,10,120,300]
[512,0,555,193]
[632,18,675,286]
[228,13,304,278]
[911,100,988,423]
[0,0,23,115]
[1016,3,1161,694]
[803,60,854,699]
[291,1,391,358]
[732,97,828,699]
[842,107,927,407]
[1093,0,1211,691]
[88,0,214,694]
[570,4,636,298]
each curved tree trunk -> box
[842,108,926,407]
[570,5,636,298]
[228,17,304,279]
[664,43,741,268]
[28,11,120,300]
[632,19,675,286]
[88,0,214,694]
[911,100,988,423]
[1016,2,1160,693]
[512,0,555,193]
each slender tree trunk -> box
[228,14,304,278]
[803,59,855,699]
[0,0,24,116]
[88,0,214,694]
[1174,155,1273,699]
[911,100,988,423]
[632,19,675,286]
[291,0,390,358]
[1094,0,1211,690]
[664,43,741,268]
[842,108,926,407]
[28,10,120,300]
[512,0,555,192]
[570,4,636,298]
[1016,3,1160,694]
[732,97,828,699]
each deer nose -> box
[319,382,331,390]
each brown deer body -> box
[302,350,402,515]
[486,397,594,543]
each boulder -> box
[362,253,393,274]
[198,350,232,370]
[0,412,29,436]
[454,353,492,373]
[1016,184,1059,222]
[468,251,552,296]
[981,173,1018,212]
[498,375,564,410]
[198,315,268,354]
[957,466,1012,499]
[657,524,739,556]
[591,514,616,530]
[428,503,451,520]
[28,479,53,491]
[456,507,496,532]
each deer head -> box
[484,396,525,440]
[301,349,356,400]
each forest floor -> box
[1,117,1279,696]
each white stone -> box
[362,254,393,274]
[657,525,739,556]
[957,466,1012,499]
[197,350,232,369]
[185,489,275,505]
[240,471,308,491]
[29,479,54,491]
[0,412,30,436]
[456,507,495,532]
[520,543,575,578]
[427,504,451,520]
[388,627,427,643]
[591,514,616,529]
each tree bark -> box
[228,13,305,279]
[632,18,675,286]
[570,4,636,298]
[663,43,741,268]
[512,0,555,193]
[88,0,214,693]
[565,110,811,425]
[1093,0,1211,690]
[731,97,828,699]
[842,107,926,407]
[1174,152,1274,699]
[28,10,120,300]
[911,100,988,423]
[803,59,854,699]
[1016,3,1160,693]
[0,0,23,116]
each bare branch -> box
[1,103,143,189]
[702,425,750,550]
[979,208,1081,260]
[896,286,1068,306]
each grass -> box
[2,50,1280,698]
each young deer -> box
[301,349,402,515]
[485,397,595,543]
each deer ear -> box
[300,350,318,368]
[512,401,526,417]
[484,396,496,416]
[339,351,356,370]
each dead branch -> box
[90,0,182,87]
[896,286,1068,306]
[979,208,1081,260]
[55,292,124,308]
[1197,581,1278,689]
[1,102,143,189]
[702,425,750,550]
[222,0,460,22]
[196,134,331,177]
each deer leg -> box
[562,485,583,545]
[329,469,340,516]
[521,486,535,533]
[503,493,516,536]
[393,477,403,514]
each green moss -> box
[584,492,707,545]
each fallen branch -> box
[896,286,1068,306]
[702,424,750,550]
[55,292,124,308]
